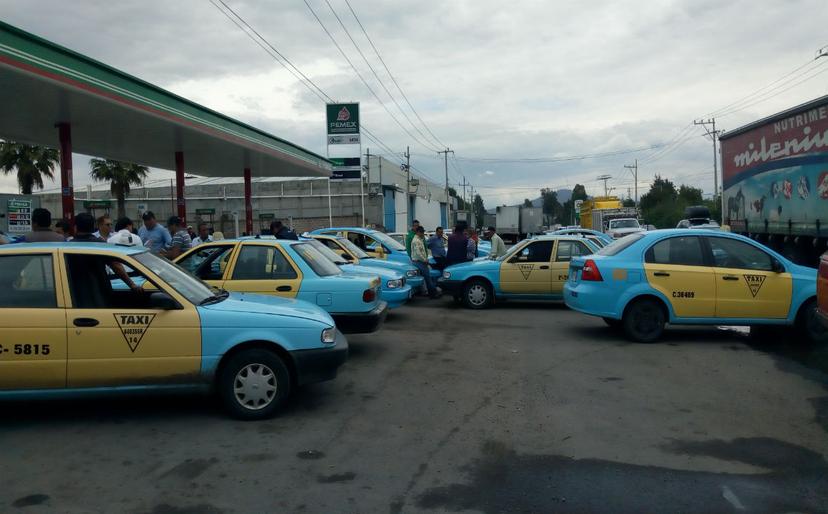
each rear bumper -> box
[290,331,349,386]
[563,283,618,319]
[331,301,388,334]
[437,279,464,295]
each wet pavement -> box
[1,299,827,513]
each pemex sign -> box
[326,103,360,137]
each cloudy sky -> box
[2,0,827,206]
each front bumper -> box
[290,330,349,386]
[437,279,464,295]
[383,285,413,309]
[331,301,389,334]
[406,275,424,288]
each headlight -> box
[321,327,336,344]
[386,278,403,289]
[406,269,419,277]
[443,271,451,279]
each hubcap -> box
[234,363,277,410]
[468,284,487,306]
[634,305,660,335]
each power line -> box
[453,143,666,164]
[343,0,447,149]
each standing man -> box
[138,211,171,254]
[53,218,72,240]
[486,226,506,259]
[108,217,144,246]
[70,213,105,242]
[93,215,112,240]
[192,222,213,246]
[427,226,447,270]
[270,220,298,240]
[405,219,420,256]
[446,223,470,266]
[22,208,65,242]
[165,216,192,259]
[411,226,439,298]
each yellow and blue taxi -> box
[438,235,600,309]
[0,243,347,420]
[175,237,387,334]
[309,227,413,265]
[301,238,414,309]
[564,229,826,343]
[306,233,424,290]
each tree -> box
[523,198,533,207]
[0,141,59,194]
[677,185,703,206]
[540,188,563,225]
[562,183,588,225]
[89,158,149,218]
[622,198,636,207]
[472,194,486,228]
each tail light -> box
[362,288,377,303]
[819,258,828,279]
[582,259,603,281]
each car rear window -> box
[596,233,645,256]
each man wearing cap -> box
[107,217,144,247]
[138,211,171,254]
[166,216,192,259]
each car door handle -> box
[722,275,739,281]
[276,285,292,292]
[539,265,550,269]
[653,271,670,277]
[73,318,99,327]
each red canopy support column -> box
[244,168,253,235]
[175,151,186,223]
[57,123,74,224]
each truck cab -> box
[606,218,644,239]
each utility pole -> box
[404,146,411,226]
[460,176,469,211]
[378,156,384,228]
[437,148,454,227]
[624,159,638,204]
[597,175,612,198]
[694,118,722,221]
[362,148,370,228]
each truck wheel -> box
[623,298,665,343]
[796,299,828,345]
[218,349,291,420]
[463,279,493,309]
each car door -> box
[705,236,792,319]
[61,251,201,388]
[0,251,67,390]
[552,240,593,294]
[175,243,238,288]
[221,243,303,298]
[500,240,554,294]
[643,236,716,318]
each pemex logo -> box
[743,274,766,298]
[114,313,156,352]
[337,106,350,121]
[519,263,534,280]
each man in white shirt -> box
[485,226,507,259]
[191,222,213,246]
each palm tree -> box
[0,141,59,194]
[89,158,149,219]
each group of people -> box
[403,219,506,299]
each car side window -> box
[0,254,57,308]
[65,254,160,309]
[232,245,298,280]
[347,233,368,250]
[707,237,773,271]
[556,241,592,262]
[645,236,706,266]
[177,245,234,280]
[516,241,554,263]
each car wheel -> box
[463,279,493,309]
[797,299,828,345]
[602,317,622,328]
[623,298,665,343]
[218,349,291,420]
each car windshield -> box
[291,242,343,277]
[306,239,349,265]
[370,231,406,251]
[338,237,370,259]
[610,219,640,229]
[596,232,645,256]
[497,241,529,261]
[133,251,215,304]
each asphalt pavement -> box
[2,298,827,513]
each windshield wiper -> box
[199,289,230,305]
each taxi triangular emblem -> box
[113,313,156,352]
[742,274,766,298]
[519,263,534,280]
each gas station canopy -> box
[0,20,331,178]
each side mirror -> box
[150,292,179,310]
[772,258,785,273]
[341,252,354,261]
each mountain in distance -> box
[485,189,574,214]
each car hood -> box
[358,258,415,273]
[610,227,644,234]
[445,258,499,273]
[341,263,402,280]
[200,292,334,326]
